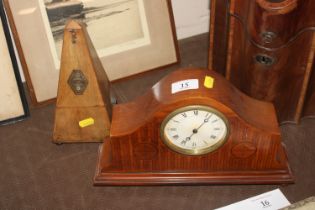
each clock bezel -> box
[160,105,230,156]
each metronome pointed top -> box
[65,19,83,30]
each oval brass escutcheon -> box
[68,69,88,95]
[255,54,276,66]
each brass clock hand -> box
[183,135,193,144]
[194,114,212,133]
[184,114,213,144]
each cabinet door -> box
[208,0,230,76]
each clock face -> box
[161,105,229,155]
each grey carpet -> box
[0,34,314,210]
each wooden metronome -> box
[94,68,293,185]
[53,20,112,143]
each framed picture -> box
[0,0,29,125]
[4,0,179,105]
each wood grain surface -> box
[95,68,293,185]
[53,20,112,143]
[209,0,315,123]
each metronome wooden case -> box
[53,21,112,143]
[94,68,293,186]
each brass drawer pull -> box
[260,31,277,44]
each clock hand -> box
[183,133,195,144]
[184,115,212,143]
[194,114,212,132]
[185,134,194,141]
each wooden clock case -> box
[94,68,293,186]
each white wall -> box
[172,0,210,39]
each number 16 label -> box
[215,189,290,210]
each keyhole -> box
[255,54,275,66]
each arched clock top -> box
[111,68,279,137]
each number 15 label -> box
[172,79,199,94]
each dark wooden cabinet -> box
[209,0,315,123]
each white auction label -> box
[215,189,290,210]
[171,79,199,94]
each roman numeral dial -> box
[161,105,229,155]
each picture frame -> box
[0,0,29,125]
[4,0,179,105]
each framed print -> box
[0,1,29,125]
[4,0,179,105]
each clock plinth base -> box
[94,140,294,186]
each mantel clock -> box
[94,68,293,185]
